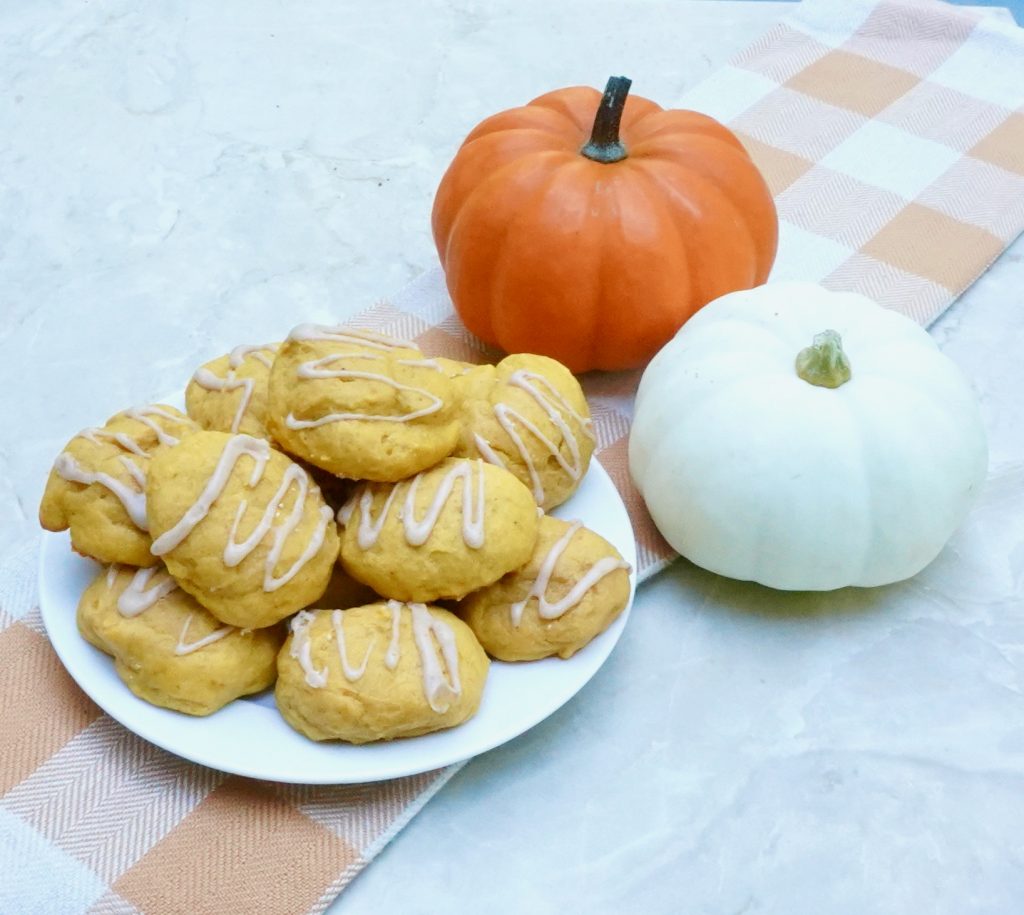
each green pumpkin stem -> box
[795,330,852,388]
[580,76,632,164]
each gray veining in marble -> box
[2,2,1022,913]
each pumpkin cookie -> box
[435,356,478,379]
[185,343,280,438]
[39,405,198,567]
[339,457,538,602]
[452,354,595,510]
[275,602,489,743]
[305,562,380,611]
[266,324,460,481]
[146,431,339,629]
[300,460,355,514]
[79,564,283,715]
[459,515,631,660]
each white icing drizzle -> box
[228,343,278,370]
[295,602,461,715]
[384,600,403,670]
[403,460,485,547]
[105,564,121,588]
[193,369,256,434]
[348,485,399,548]
[53,453,149,530]
[193,344,279,433]
[409,603,461,713]
[472,433,507,469]
[331,609,374,681]
[287,324,417,351]
[283,326,444,430]
[119,456,147,489]
[122,406,185,446]
[57,407,190,530]
[117,566,179,618]
[336,494,357,526]
[397,358,442,372]
[80,428,149,458]
[151,434,334,593]
[348,460,486,550]
[284,353,443,429]
[175,613,234,656]
[290,610,328,687]
[509,521,631,627]
[481,370,595,505]
[151,435,268,553]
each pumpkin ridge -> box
[444,148,575,269]
[451,154,578,347]
[587,177,615,369]
[461,103,584,145]
[445,148,575,234]
[627,163,721,308]
[527,87,605,134]
[635,137,776,280]
[433,137,572,259]
[463,120,580,149]
[635,158,761,298]
[847,370,967,582]
[625,110,748,151]
[461,126,578,154]
[591,167,670,368]
[489,158,612,364]
[843,401,878,584]
[633,136,765,197]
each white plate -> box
[39,459,637,784]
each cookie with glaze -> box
[39,405,198,567]
[185,343,280,439]
[275,602,488,743]
[305,561,380,611]
[451,354,595,511]
[338,457,538,603]
[79,564,282,715]
[146,431,339,629]
[266,324,460,481]
[459,515,631,660]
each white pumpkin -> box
[629,282,988,591]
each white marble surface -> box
[2,1,1023,913]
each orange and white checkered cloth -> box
[4,0,1024,912]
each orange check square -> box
[861,203,1005,292]
[0,623,101,794]
[786,50,920,117]
[732,133,814,195]
[115,776,358,915]
[969,113,1024,176]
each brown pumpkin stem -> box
[580,75,632,164]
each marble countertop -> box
[3,1,1023,912]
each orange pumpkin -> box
[431,76,778,373]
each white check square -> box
[0,809,106,915]
[769,221,855,283]
[928,22,1024,110]
[788,0,876,48]
[821,121,960,199]
[677,66,779,123]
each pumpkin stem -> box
[795,330,852,388]
[580,76,632,164]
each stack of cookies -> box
[39,325,632,744]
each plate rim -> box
[38,457,637,784]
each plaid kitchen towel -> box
[4,1,1024,913]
